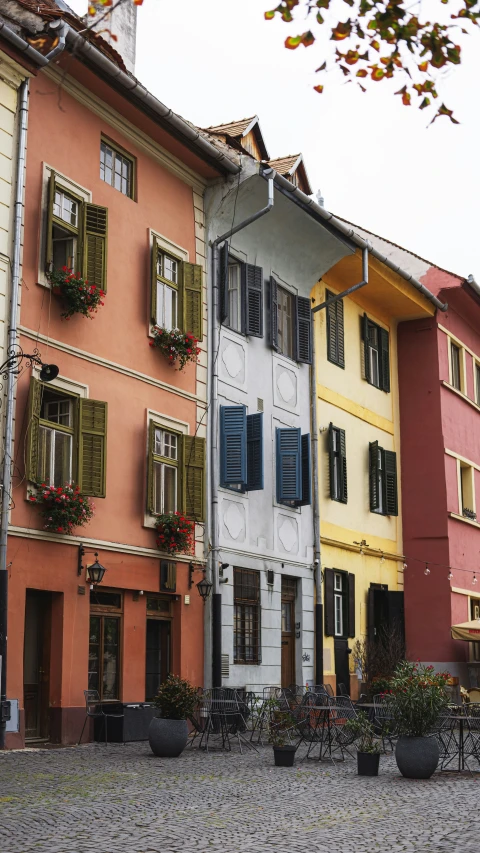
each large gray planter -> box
[148,717,188,757]
[395,736,439,779]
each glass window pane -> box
[163,432,177,460]
[153,460,162,514]
[156,282,165,327]
[88,616,100,693]
[228,265,241,332]
[53,431,72,487]
[164,286,175,331]
[37,426,51,484]
[102,617,119,700]
[52,229,75,272]
[154,429,163,456]
[163,465,177,514]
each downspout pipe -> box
[209,172,275,687]
[0,79,30,749]
[0,28,68,749]
[310,320,323,686]
[259,166,448,313]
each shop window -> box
[234,568,261,664]
[89,590,122,701]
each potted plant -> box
[47,266,105,320]
[269,703,298,767]
[155,512,194,555]
[389,661,450,779]
[344,711,381,776]
[149,674,198,757]
[149,327,200,371]
[28,483,94,533]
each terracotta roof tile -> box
[13,0,62,15]
[268,154,301,175]
[205,117,257,137]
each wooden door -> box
[24,591,51,740]
[145,619,171,701]
[281,578,296,688]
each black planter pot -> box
[148,717,188,757]
[357,751,380,776]
[395,736,439,779]
[273,745,296,767]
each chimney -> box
[316,189,325,208]
[92,1,137,75]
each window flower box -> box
[155,512,194,555]
[463,507,477,521]
[28,483,94,533]
[47,266,105,320]
[149,327,200,371]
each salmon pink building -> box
[0,1,239,748]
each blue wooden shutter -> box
[276,427,301,502]
[219,242,229,323]
[296,433,311,506]
[269,276,279,351]
[220,405,247,487]
[246,264,263,337]
[246,412,263,491]
[295,296,312,364]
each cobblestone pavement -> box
[1,742,479,853]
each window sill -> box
[449,511,480,530]
[441,380,480,412]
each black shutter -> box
[369,441,380,511]
[328,423,335,500]
[367,586,375,642]
[219,242,229,323]
[296,433,311,506]
[348,573,355,638]
[363,313,371,383]
[384,449,398,516]
[379,327,390,392]
[246,412,263,491]
[270,276,279,351]
[386,591,405,646]
[296,295,312,364]
[245,264,263,337]
[326,291,345,368]
[339,428,348,504]
[324,569,335,637]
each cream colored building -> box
[312,242,438,696]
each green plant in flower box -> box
[150,327,200,371]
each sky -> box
[68,0,480,278]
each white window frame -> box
[144,409,189,529]
[152,427,178,516]
[149,230,189,334]
[334,572,343,637]
[38,163,92,288]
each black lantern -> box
[39,363,59,382]
[86,553,107,586]
[197,574,212,602]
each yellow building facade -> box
[312,248,435,697]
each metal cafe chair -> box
[200,688,258,753]
[462,702,480,769]
[327,696,358,761]
[373,693,398,753]
[78,689,124,745]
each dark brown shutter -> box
[384,450,398,516]
[245,264,263,337]
[324,568,335,636]
[363,313,371,383]
[269,276,279,351]
[296,295,312,364]
[160,560,177,592]
[328,423,335,499]
[348,573,355,638]
[369,441,379,511]
[326,291,344,368]
[339,428,348,504]
[380,327,390,392]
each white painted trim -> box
[7,525,205,563]
[143,408,190,528]
[449,511,480,530]
[445,447,480,473]
[452,586,475,597]
[43,65,207,195]
[19,326,206,405]
[438,323,480,363]
[32,365,89,398]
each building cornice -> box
[317,383,395,436]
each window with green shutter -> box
[326,289,345,368]
[363,314,390,392]
[146,422,205,522]
[369,441,398,516]
[45,172,108,290]
[150,239,203,341]
[25,378,108,498]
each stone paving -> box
[0,742,479,853]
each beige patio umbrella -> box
[451,620,480,641]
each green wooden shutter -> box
[245,264,263,337]
[324,568,335,637]
[146,420,156,514]
[363,313,371,383]
[25,378,43,482]
[160,560,177,591]
[78,399,107,497]
[369,440,380,512]
[182,262,203,341]
[183,435,205,521]
[384,450,398,516]
[45,172,56,273]
[380,327,390,392]
[83,203,108,292]
[151,235,158,324]
[339,428,348,504]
